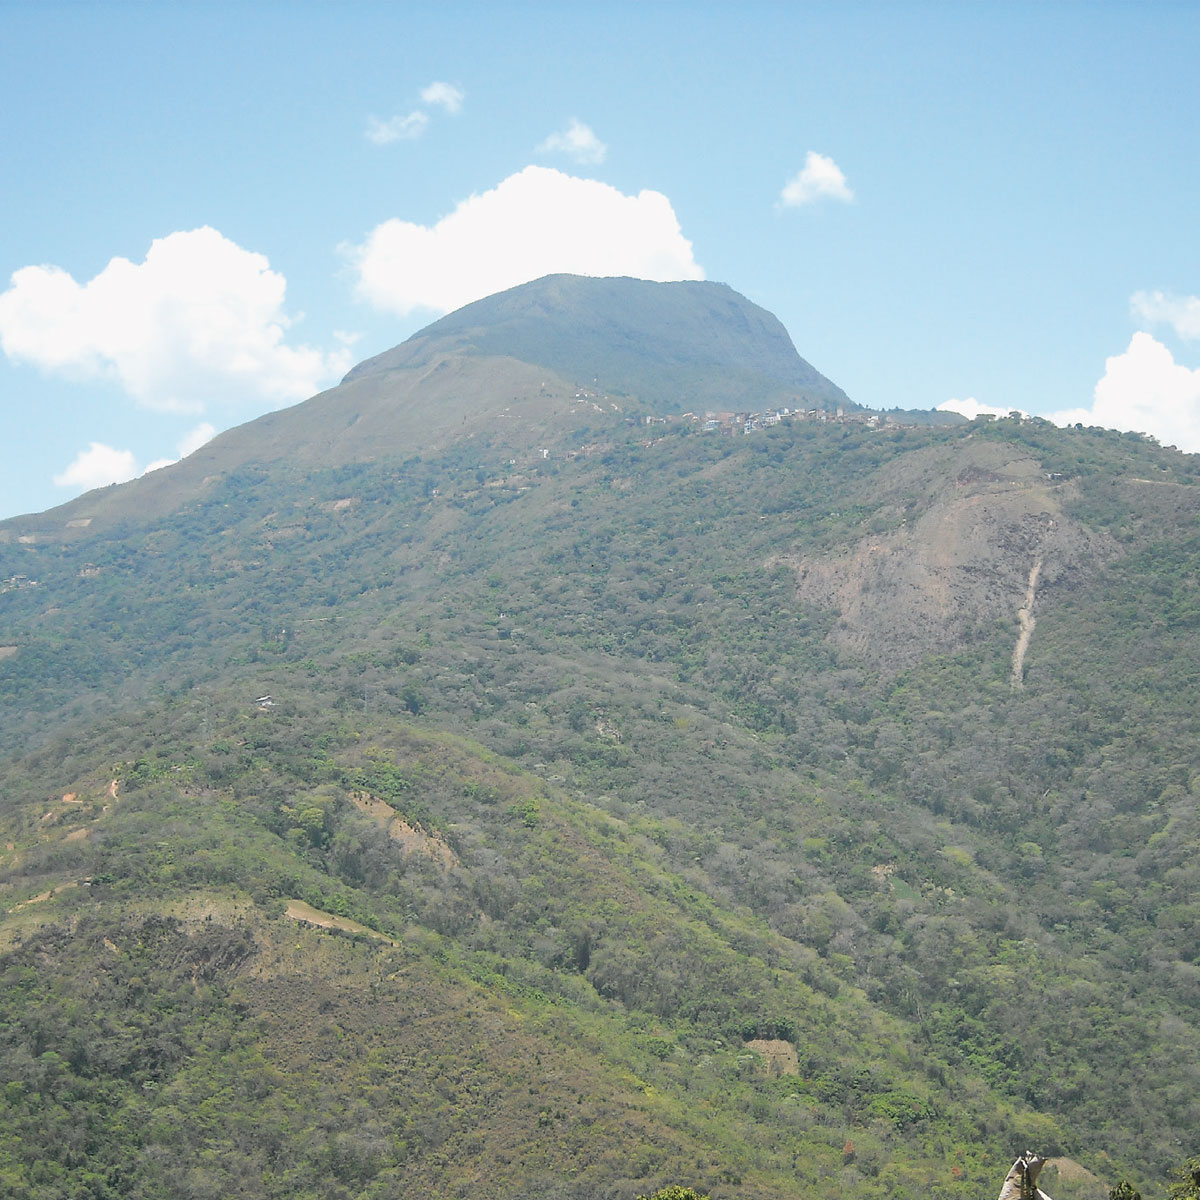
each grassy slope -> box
[344,274,853,413]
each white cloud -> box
[938,397,1026,420]
[420,81,464,114]
[53,443,138,490]
[57,422,219,495]
[365,110,430,144]
[366,83,464,145]
[0,227,351,414]
[780,151,854,207]
[1049,332,1200,451]
[537,119,607,165]
[1131,290,1200,341]
[178,421,217,457]
[347,165,703,317]
[143,422,217,474]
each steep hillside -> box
[3,280,1200,1199]
[781,434,1115,669]
[344,274,853,414]
[3,275,849,537]
[0,697,1047,1200]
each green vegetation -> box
[3,283,1200,1197]
[1168,1161,1200,1200]
[0,697,1032,1199]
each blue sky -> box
[2,1,1199,519]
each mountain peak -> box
[4,274,850,534]
[344,274,851,413]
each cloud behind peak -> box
[347,165,702,318]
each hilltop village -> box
[646,402,886,435]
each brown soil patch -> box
[390,818,458,868]
[284,899,397,946]
[163,893,256,928]
[0,646,17,660]
[350,791,396,826]
[1044,1158,1105,1186]
[10,881,77,912]
[745,1038,799,1076]
[349,791,458,869]
[778,442,1113,670]
[1039,1158,1109,1200]
[64,828,90,842]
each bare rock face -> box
[780,438,1115,673]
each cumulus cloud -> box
[142,422,217,474]
[53,443,138,490]
[537,119,607,165]
[179,420,216,457]
[365,111,429,144]
[938,397,1025,420]
[1048,331,1200,451]
[939,303,1200,452]
[420,81,464,114]
[0,227,351,414]
[780,151,854,207]
[57,422,217,496]
[347,165,703,317]
[1130,290,1200,341]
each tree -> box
[1168,1160,1200,1200]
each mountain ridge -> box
[1,274,850,535]
[343,274,853,414]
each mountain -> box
[3,277,1200,1200]
[6,275,849,538]
[343,274,853,413]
